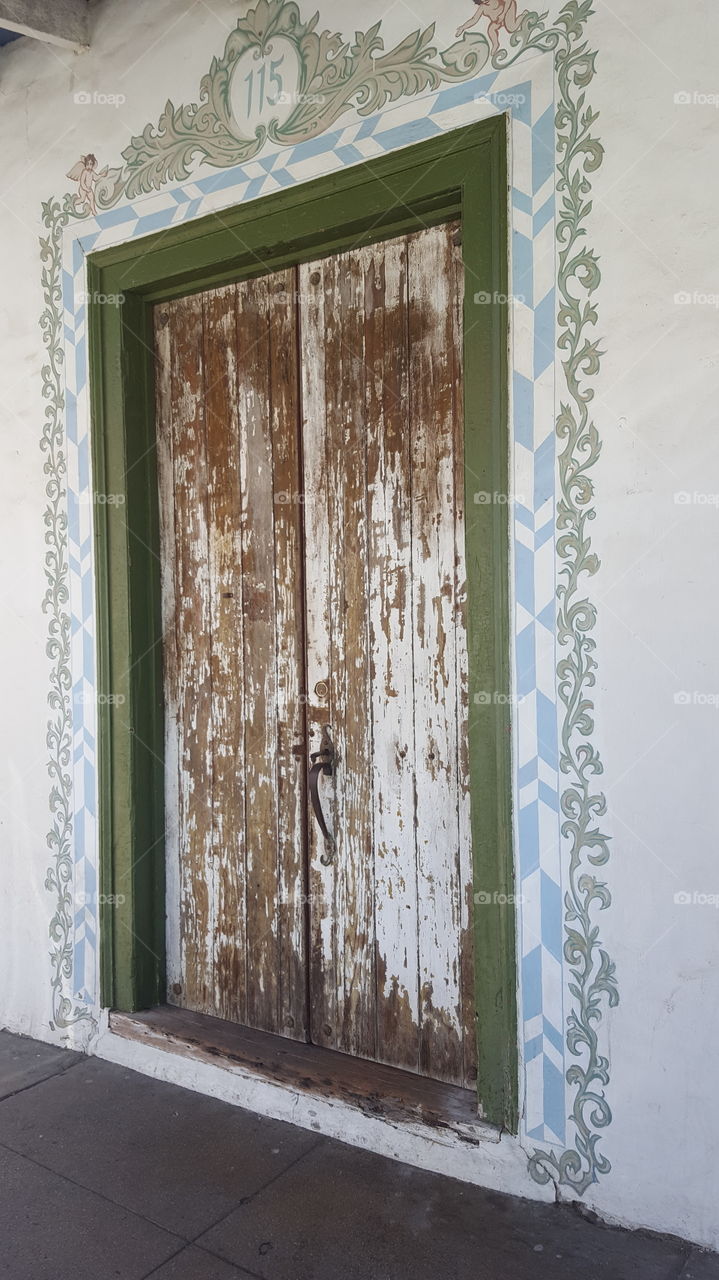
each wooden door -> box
[155,221,475,1089]
[299,223,475,1088]
[155,273,309,1040]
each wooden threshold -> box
[109,1005,482,1135]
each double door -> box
[155,221,476,1088]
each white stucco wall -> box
[0,0,717,1252]
[590,0,719,1245]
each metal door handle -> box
[309,725,335,866]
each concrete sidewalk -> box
[0,1029,715,1280]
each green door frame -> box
[88,114,518,1131]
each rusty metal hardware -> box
[309,725,335,866]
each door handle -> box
[309,725,335,866]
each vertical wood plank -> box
[202,284,247,1026]
[268,267,309,1041]
[236,273,280,1034]
[168,293,215,1016]
[299,255,338,1049]
[154,304,182,1001]
[300,249,377,1060]
[336,246,376,1061]
[450,234,477,1087]
[364,238,422,1073]
[408,222,466,1085]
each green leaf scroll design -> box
[116,3,491,200]
[39,200,95,1034]
[523,0,619,1198]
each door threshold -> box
[109,1005,482,1136]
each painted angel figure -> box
[456,0,526,55]
[66,154,109,217]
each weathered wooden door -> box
[155,273,309,1040]
[156,221,475,1089]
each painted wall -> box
[0,0,716,1251]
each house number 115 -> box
[244,56,285,117]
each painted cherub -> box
[66,154,109,217]
[456,0,526,55]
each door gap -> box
[293,260,314,1047]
